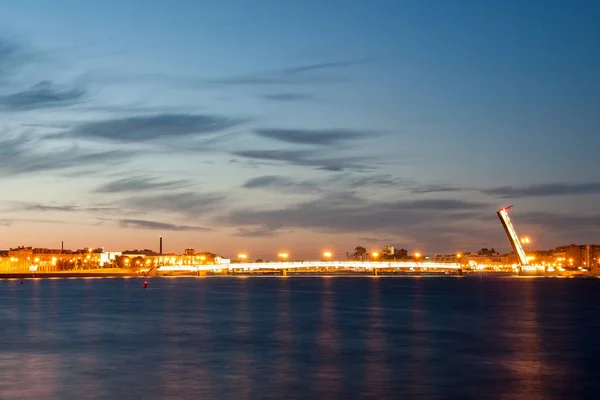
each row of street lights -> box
[236,251,423,262]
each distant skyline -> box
[1,0,599,259]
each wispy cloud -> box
[0,35,33,83]
[95,176,191,193]
[124,192,225,217]
[8,202,121,214]
[254,128,371,146]
[233,149,373,171]
[0,81,86,111]
[216,192,496,253]
[340,173,410,189]
[208,58,370,86]
[61,114,245,143]
[260,93,313,102]
[410,183,467,194]
[281,59,372,75]
[402,181,600,198]
[241,173,409,194]
[119,219,211,232]
[21,203,78,212]
[0,134,130,176]
[242,175,321,193]
[233,226,283,237]
[482,182,600,198]
[85,58,368,89]
[519,211,600,229]
[218,192,487,234]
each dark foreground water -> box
[1,276,599,399]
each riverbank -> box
[0,268,141,279]
[0,268,598,279]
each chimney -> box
[159,236,163,255]
[61,241,64,253]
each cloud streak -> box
[219,192,488,235]
[282,59,372,75]
[0,81,86,111]
[260,93,313,102]
[124,192,225,217]
[21,203,78,212]
[242,175,321,193]
[62,114,245,143]
[410,183,466,194]
[119,219,211,232]
[241,173,409,194]
[234,226,283,237]
[0,35,32,82]
[95,176,190,193]
[482,182,600,198]
[233,149,372,171]
[87,58,366,89]
[7,202,121,214]
[0,134,130,176]
[254,128,370,146]
[208,58,369,86]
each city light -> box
[238,253,248,260]
[278,252,288,261]
[372,252,379,259]
[414,252,421,258]
[520,237,531,245]
[323,251,332,260]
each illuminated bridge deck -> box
[157,261,462,273]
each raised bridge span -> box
[156,261,462,275]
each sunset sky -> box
[1,0,599,260]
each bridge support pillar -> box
[457,268,463,276]
[372,268,378,276]
[281,269,287,277]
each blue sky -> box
[1,0,599,259]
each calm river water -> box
[1,276,599,399]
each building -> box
[381,245,408,260]
[550,244,600,268]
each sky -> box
[0,0,599,260]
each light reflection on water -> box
[316,278,341,397]
[363,278,390,398]
[0,277,599,399]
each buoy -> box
[143,281,148,289]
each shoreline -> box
[1,271,597,279]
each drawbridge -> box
[497,206,529,268]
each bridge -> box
[155,261,462,276]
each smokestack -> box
[159,236,163,255]
[61,241,64,253]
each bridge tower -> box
[497,206,529,271]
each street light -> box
[414,252,421,258]
[323,251,332,261]
[278,252,288,262]
[520,237,531,245]
[238,253,247,261]
[372,252,379,260]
